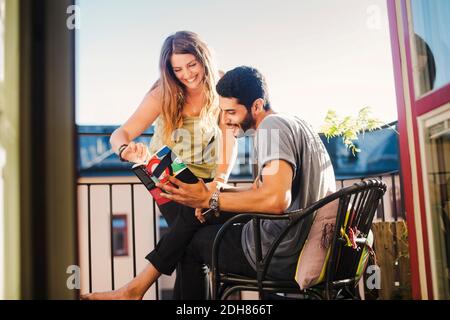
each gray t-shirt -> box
[241,113,336,279]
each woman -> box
[81,31,236,300]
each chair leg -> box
[303,289,324,300]
[336,286,360,300]
[346,286,361,300]
[221,286,244,300]
[216,282,232,300]
[211,274,225,300]
[205,272,211,300]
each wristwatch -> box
[209,190,221,217]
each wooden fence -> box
[364,221,411,299]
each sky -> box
[75,0,397,131]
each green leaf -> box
[321,106,396,156]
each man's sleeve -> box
[256,116,297,180]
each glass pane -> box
[425,116,450,299]
[112,216,128,256]
[410,0,450,97]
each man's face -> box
[219,96,256,137]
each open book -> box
[132,145,198,205]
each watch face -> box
[210,200,218,210]
[208,190,220,213]
[209,193,219,210]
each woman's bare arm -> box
[110,87,162,159]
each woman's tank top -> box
[148,116,219,179]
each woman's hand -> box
[120,141,150,163]
[205,180,225,192]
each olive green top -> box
[148,116,219,179]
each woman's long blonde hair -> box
[152,31,220,145]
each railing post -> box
[87,184,92,293]
[131,184,137,278]
[391,173,399,221]
[378,176,385,221]
[152,199,159,300]
[109,184,115,290]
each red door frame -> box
[386,0,423,300]
[387,0,450,299]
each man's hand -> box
[157,176,213,209]
[193,181,223,224]
[205,180,226,192]
[195,208,206,223]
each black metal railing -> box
[77,171,402,299]
[80,182,158,298]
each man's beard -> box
[228,111,256,138]
[239,110,255,133]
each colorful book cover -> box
[132,145,198,206]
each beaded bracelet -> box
[118,144,129,162]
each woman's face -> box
[170,53,205,90]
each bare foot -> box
[80,286,143,300]
[81,263,159,300]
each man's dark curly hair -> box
[216,66,271,111]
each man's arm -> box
[218,160,293,214]
[217,182,255,193]
[158,160,293,215]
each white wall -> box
[78,176,167,300]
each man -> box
[159,66,336,299]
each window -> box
[112,215,128,257]
[421,108,450,299]
[410,0,450,97]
